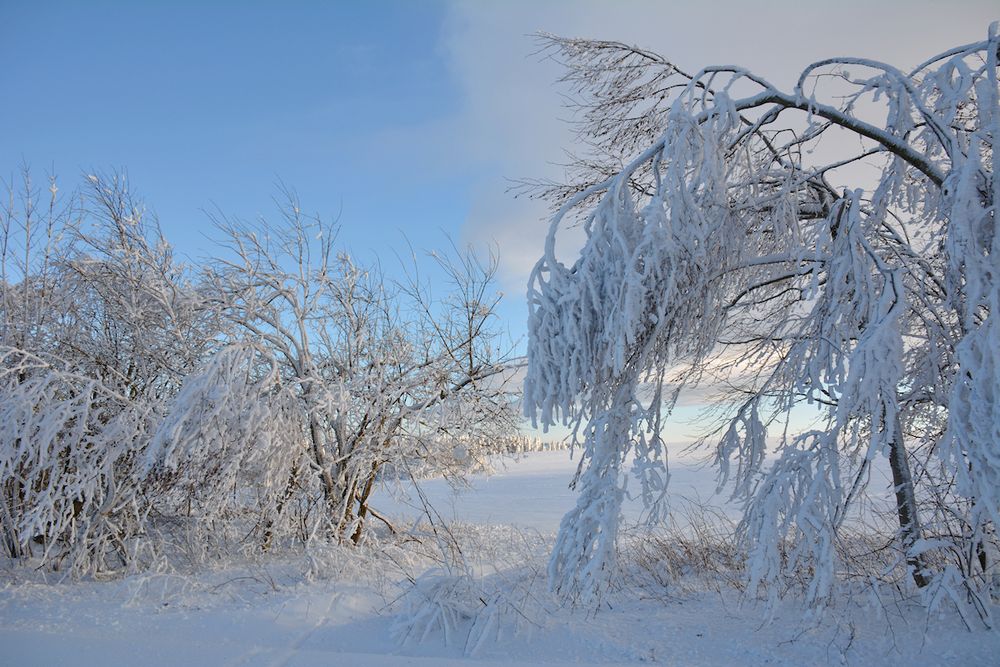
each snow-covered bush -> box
[1,172,518,576]
[0,346,155,574]
[391,524,551,657]
[207,202,517,545]
[1,171,206,574]
[143,343,305,549]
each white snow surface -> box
[373,450,731,530]
[2,451,997,666]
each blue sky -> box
[4,0,998,441]
[1,2,470,260]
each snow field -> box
[373,449,733,531]
[2,451,997,666]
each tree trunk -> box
[350,462,381,545]
[261,465,299,551]
[1,480,22,559]
[887,414,929,588]
[307,414,340,528]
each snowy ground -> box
[373,449,732,531]
[2,451,998,666]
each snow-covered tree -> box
[525,27,999,613]
[185,196,517,544]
